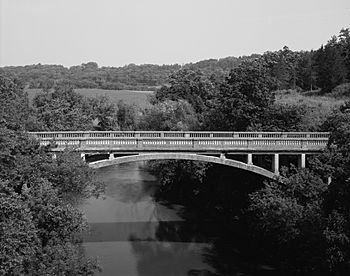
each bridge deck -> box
[30,131,329,153]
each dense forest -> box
[1,27,350,275]
[1,28,349,95]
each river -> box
[79,162,279,276]
[79,162,216,276]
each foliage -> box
[263,46,300,90]
[248,103,306,131]
[147,160,208,203]
[0,182,39,274]
[88,95,119,130]
[0,77,101,274]
[33,82,92,131]
[138,99,199,131]
[0,75,31,130]
[275,89,345,131]
[116,100,139,130]
[247,169,332,273]
[246,101,350,273]
[205,59,275,130]
[248,169,326,242]
[153,69,215,115]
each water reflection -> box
[80,162,277,276]
[80,162,214,276]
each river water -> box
[79,162,216,276]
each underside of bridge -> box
[88,152,277,180]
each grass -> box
[26,88,153,109]
[275,90,346,130]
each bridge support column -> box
[220,153,226,159]
[81,153,86,161]
[247,153,253,165]
[272,153,279,175]
[109,153,114,160]
[298,153,306,169]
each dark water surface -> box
[79,163,215,276]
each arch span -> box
[88,153,276,179]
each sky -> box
[0,0,350,67]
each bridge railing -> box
[30,131,330,139]
[30,131,330,152]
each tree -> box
[318,101,350,213]
[116,100,138,130]
[33,82,92,131]
[248,103,306,131]
[138,99,199,131]
[153,69,215,115]
[338,28,350,81]
[247,168,330,273]
[314,35,348,93]
[246,101,350,273]
[296,51,317,91]
[0,75,30,130]
[205,59,275,130]
[263,46,301,90]
[89,95,119,131]
[0,130,101,275]
[0,77,101,274]
[0,182,39,274]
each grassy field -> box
[26,88,153,109]
[275,90,345,130]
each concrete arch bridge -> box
[30,131,329,180]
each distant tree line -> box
[1,28,349,94]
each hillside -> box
[275,90,345,130]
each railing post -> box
[79,138,87,148]
[137,138,143,149]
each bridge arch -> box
[88,153,276,179]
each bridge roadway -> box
[30,131,330,179]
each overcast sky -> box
[0,0,349,67]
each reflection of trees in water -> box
[129,233,215,276]
[130,162,280,275]
[128,218,279,276]
[129,213,278,275]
